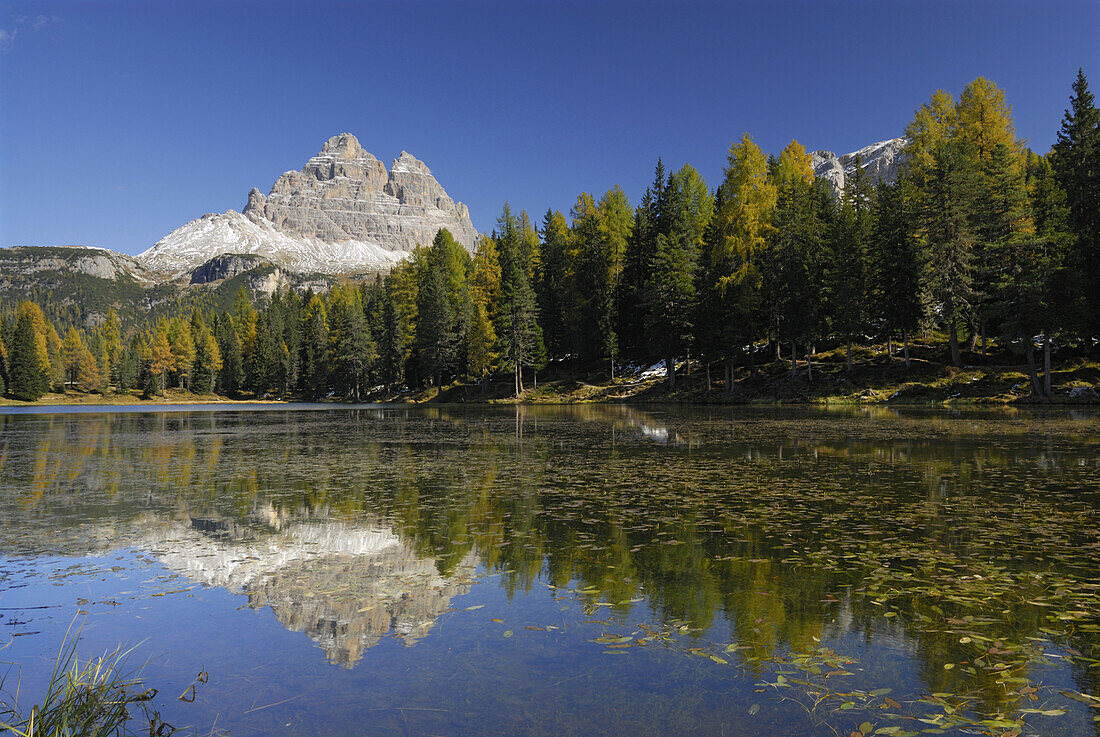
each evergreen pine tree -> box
[415,254,458,388]
[829,155,875,370]
[248,313,281,396]
[190,312,222,395]
[994,152,1076,397]
[536,210,570,358]
[100,308,122,391]
[334,293,375,401]
[1051,69,1100,334]
[642,164,712,387]
[765,142,831,379]
[0,329,6,397]
[871,181,926,367]
[925,139,980,366]
[378,287,405,390]
[618,160,667,360]
[498,258,544,396]
[300,295,330,398]
[8,308,50,400]
[216,314,245,397]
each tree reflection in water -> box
[0,405,1097,734]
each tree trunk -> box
[774,340,781,362]
[981,322,987,359]
[533,370,537,390]
[806,349,813,381]
[846,339,852,372]
[666,355,675,389]
[887,337,893,361]
[790,340,797,378]
[949,319,961,367]
[1025,341,1043,396]
[514,362,520,397]
[725,358,733,396]
[748,342,757,377]
[1043,334,1052,398]
[706,361,711,393]
[903,329,911,370]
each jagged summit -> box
[810,137,908,197]
[390,150,430,175]
[320,132,371,159]
[138,135,478,278]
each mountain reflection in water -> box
[133,510,475,666]
[0,405,1098,737]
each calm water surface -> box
[0,405,1098,736]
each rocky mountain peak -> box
[139,134,479,278]
[811,137,908,197]
[391,151,432,176]
[320,132,367,158]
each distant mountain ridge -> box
[1,135,908,328]
[810,138,908,196]
[138,133,479,278]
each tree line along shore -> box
[1,73,1098,406]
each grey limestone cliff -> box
[139,133,478,278]
[810,138,908,197]
[246,134,478,252]
[188,253,273,284]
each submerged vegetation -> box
[1,72,1098,406]
[0,407,1097,735]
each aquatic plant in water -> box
[0,629,161,737]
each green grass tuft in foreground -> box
[0,629,161,737]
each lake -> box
[0,404,1098,736]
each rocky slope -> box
[0,246,167,327]
[810,138,908,197]
[0,245,153,282]
[188,253,273,284]
[139,134,478,278]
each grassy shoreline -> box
[5,343,1098,409]
[0,390,289,408]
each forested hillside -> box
[2,74,1097,403]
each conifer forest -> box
[3,73,1098,403]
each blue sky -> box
[1,1,1097,255]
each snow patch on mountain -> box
[141,210,410,279]
[137,134,477,279]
